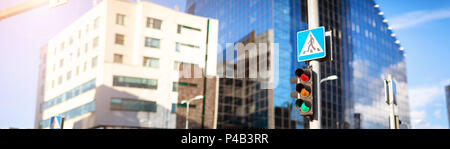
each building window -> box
[69,36,73,45]
[59,59,64,68]
[85,43,89,53]
[176,42,200,51]
[146,17,162,29]
[171,103,176,113]
[143,57,159,68]
[40,100,96,128]
[94,17,100,29]
[183,43,199,48]
[174,61,180,71]
[85,24,89,34]
[145,37,160,48]
[113,76,158,89]
[172,82,178,91]
[78,30,82,39]
[177,24,201,34]
[83,62,87,72]
[60,42,65,51]
[183,25,201,31]
[66,71,72,81]
[93,37,99,49]
[175,42,180,52]
[110,98,157,112]
[76,66,79,76]
[63,100,95,120]
[173,82,197,92]
[77,48,80,57]
[116,14,125,25]
[114,54,123,64]
[41,79,96,111]
[58,75,63,85]
[115,34,124,45]
[177,25,182,33]
[178,82,198,87]
[174,61,197,71]
[91,56,98,68]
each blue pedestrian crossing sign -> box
[297,27,326,62]
[50,116,63,129]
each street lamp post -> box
[317,75,338,129]
[181,95,204,129]
[320,75,338,84]
[309,75,338,129]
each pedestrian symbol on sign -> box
[302,33,324,56]
[305,34,317,54]
[297,27,326,62]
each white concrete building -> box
[35,0,218,129]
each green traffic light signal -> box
[301,102,311,112]
[296,99,311,112]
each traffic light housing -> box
[294,67,314,120]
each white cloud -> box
[351,59,370,80]
[434,109,442,119]
[410,110,447,129]
[430,125,447,129]
[390,8,450,30]
[409,85,442,108]
[409,78,450,129]
[410,110,426,128]
[442,78,450,86]
[409,78,450,108]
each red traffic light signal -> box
[295,68,312,82]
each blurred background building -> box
[185,0,409,129]
[175,65,219,129]
[217,30,277,128]
[35,0,218,129]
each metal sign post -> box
[297,0,334,129]
[307,0,321,129]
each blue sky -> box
[377,0,450,129]
[0,0,449,129]
[0,0,92,129]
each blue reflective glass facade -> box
[41,79,96,111]
[40,100,96,128]
[342,0,409,129]
[187,0,409,129]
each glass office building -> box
[186,0,410,129]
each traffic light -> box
[294,67,314,120]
